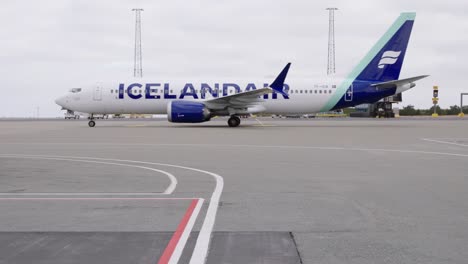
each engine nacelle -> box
[167,101,211,123]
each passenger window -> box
[305,90,308,94]
[329,90,332,93]
[319,90,322,94]
[69,88,82,93]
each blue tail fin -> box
[354,13,415,82]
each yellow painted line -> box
[125,124,148,127]
[251,124,277,127]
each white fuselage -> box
[56,78,345,115]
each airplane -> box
[55,12,427,128]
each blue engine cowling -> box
[167,101,211,123]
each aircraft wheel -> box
[88,120,96,127]
[228,116,241,127]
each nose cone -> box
[55,95,67,108]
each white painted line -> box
[153,144,468,159]
[57,142,468,157]
[0,155,177,195]
[7,144,468,159]
[169,198,204,264]
[187,173,223,264]
[422,138,468,140]
[0,154,223,264]
[421,138,468,148]
[254,118,265,127]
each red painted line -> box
[158,198,199,264]
[0,198,196,201]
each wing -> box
[203,63,291,113]
[203,87,273,110]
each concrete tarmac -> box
[0,117,467,264]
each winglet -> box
[269,63,291,96]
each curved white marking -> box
[0,154,223,264]
[0,155,177,195]
[421,138,468,148]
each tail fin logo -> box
[378,51,401,69]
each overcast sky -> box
[1,0,467,117]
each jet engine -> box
[167,101,211,123]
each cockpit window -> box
[69,88,82,93]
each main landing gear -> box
[228,115,241,127]
[88,114,96,127]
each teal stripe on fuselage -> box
[320,12,416,112]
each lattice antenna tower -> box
[326,8,338,75]
[132,8,144,78]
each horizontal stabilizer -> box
[371,75,429,89]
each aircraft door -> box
[345,84,353,102]
[93,83,103,101]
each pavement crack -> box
[289,232,304,264]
